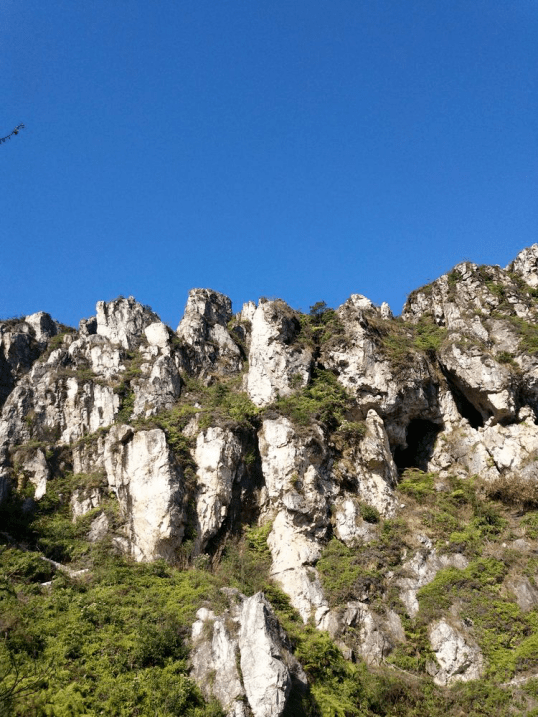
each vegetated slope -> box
[2,247,538,715]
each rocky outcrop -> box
[507,243,538,288]
[103,425,185,561]
[246,299,312,407]
[324,601,405,665]
[331,409,398,518]
[0,313,57,407]
[258,417,332,624]
[193,426,246,552]
[95,296,160,349]
[427,618,484,686]
[11,445,50,500]
[3,247,538,706]
[191,590,306,717]
[177,289,242,378]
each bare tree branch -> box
[0,124,25,145]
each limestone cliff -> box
[3,249,538,715]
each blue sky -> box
[2,0,537,329]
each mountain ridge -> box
[2,244,538,716]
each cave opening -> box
[393,418,443,472]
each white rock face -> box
[177,288,242,377]
[191,591,301,717]
[24,312,58,343]
[87,512,109,542]
[427,619,484,686]
[96,296,159,349]
[0,318,45,406]
[246,299,312,407]
[69,335,125,379]
[191,607,246,717]
[258,417,332,623]
[144,321,170,349]
[194,426,244,551]
[132,351,182,419]
[507,244,538,288]
[61,379,119,444]
[14,447,49,500]
[239,593,292,717]
[104,425,184,561]
[332,497,378,546]
[507,577,538,612]
[323,601,405,665]
[332,409,398,518]
[440,342,515,423]
[71,487,103,518]
[430,418,538,486]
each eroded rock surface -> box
[191,590,306,717]
[1,247,538,705]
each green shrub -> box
[398,468,436,500]
[275,369,350,429]
[360,503,380,524]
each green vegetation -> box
[274,368,350,429]
[3,447,538,716]
[504,315,538,354]
[374,315,448,367]
[496,350,515,364]
[398,468,436,501]
[296,301,345,348]
[177,376,261,431]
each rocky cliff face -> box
[3,249,538,715]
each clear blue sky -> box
[2,0,537,328]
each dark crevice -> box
[204,428,265,559]
[393,418,443,472]
[440,368,485,429]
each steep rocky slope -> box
[3,246,538,716]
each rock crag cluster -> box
[3,245,538,716]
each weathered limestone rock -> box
[332,496,378,546]
[258,417,332,623]
[144,321,171,349]
[507,244,538,288]
[239,593,292,717]
[194,426,244,552]
[24,312,58,344]
[332,409,397,517]
[104,425,185,561]
[507,577,538,612]
[71,487,104,518]
[176,289,242,378]
[68,335,125,379]
[191,591,304,717]
[438,341,516,424]
[430,418,538,485]
[87,512,109,542]
[12,447,50,500]
[246,299,312,407]
[132,350,182,418]
[268,510,329,625]
[427,618,484,686]
[191,606,245,717]
[321,295,439,448]
[323,602,405,665]
[95,296,160,349]
[61,379,120,444]
[0,319,43,407]
[403,261,534,328]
